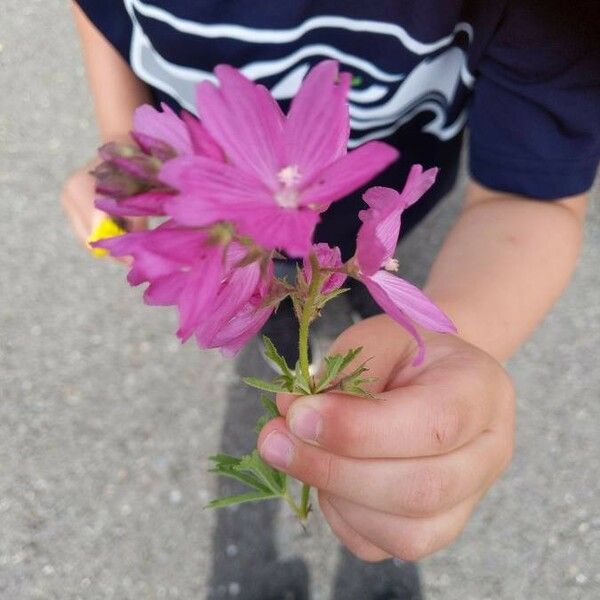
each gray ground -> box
[1,3,599,599]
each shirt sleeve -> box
[468,1,600,199]
[74,0,133,61]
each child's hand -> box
[258,314,515,561]
[61,158,147,252]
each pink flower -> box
[92,221,274,354]
[160,61,399,257]
[303,243,347,294]
[353,166,456,364]
[95,103,224,218]
[197,261,275,356]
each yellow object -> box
[86,217,127,257]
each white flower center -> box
[382,257,399,272]
[277,164,301,187]
[275,165,302,208]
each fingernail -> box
[289,405,322,442]
[260,431,294,469]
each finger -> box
[318,492,391,562]
[126,216,149,232]
[276,392,298,417]
[258,419,503,516]
[322,492,478,562]
[284,372,495,458]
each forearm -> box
[71,1,152,142]
[423,181,587,362]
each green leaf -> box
[236,450,286,495]
[261,395,280,418]
[243,376,289,394]
[209,466,272,493]
[337,359,377,397]
[262,335,293,378]
[209,453,242,467]
[209,454,272,492]
[315,346,364,393]
[206,490,280,510]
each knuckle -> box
[428,402,463,453]
[406,465,448,515]
[311,452,334,491]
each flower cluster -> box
[92,60,454,363]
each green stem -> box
[292,253,322,521]
[298,253,321,387]
[300,483,311,518]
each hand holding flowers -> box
[86,61,513,557]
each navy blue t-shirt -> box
[76,0,600,257]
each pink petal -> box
[176,249,224,341]
[133,103,193,156]
[300,141,399,209]
[355,167,438,275]
[181,111,226,162]
[398,164,438,209]
[355,191,399,276]
[195,261,262,344]
[160,157,319,256]
[303,243,347,294]
[369,271,455,333]
[95,192,168,217]
[159,156,273,226]
[144,272,188,305]
[235,205,320,257]
[196,66,285,186]
[208,304,274,356]
[363,271,456,365]
[284,60,351,182]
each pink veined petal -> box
[196,66,285,187]
[159,155,274,226]
[93,227,209,288]
[398,164,439,209]
[362,271,456,365]
[284,60,352,182]
[369,270,456,333]
[303,243,347,294]
[207,304,274,356]
[234,205,320,257]
[362,188,406,249]
[355,167,439,275]
[176,249,224,342]
[195,260,262,344]
[95,192,169,217]
[181,111,226,162]
[300,141,399,209]
[362,276,426,366]
[143,272,188,306]
[133,103,193,156]
[355,205,395,276]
